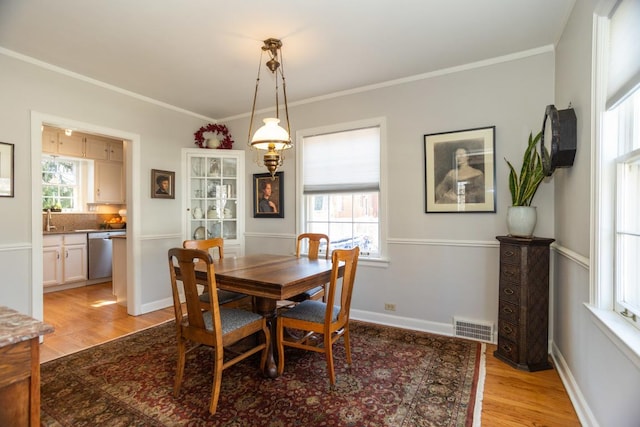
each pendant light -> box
[247,38,292,178]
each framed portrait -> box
[253,172,284,218]
[0,142,14,198]
[151,169,175,199]
[424,126,495,213]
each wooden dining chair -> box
[168,247,270,415]
[288,233,330,302]
[183,238,252,309]
[276,246,360,385]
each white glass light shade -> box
[251,118,291,151]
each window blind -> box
[607,0,640,109]
[302,126,380,194]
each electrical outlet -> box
[384,303,396,312]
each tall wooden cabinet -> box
[494,235,555,371]
[182,148,244,257]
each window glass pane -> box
[617,234,640,310]
[329,194,352,222]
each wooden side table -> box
[0,306,54,426]
[494,235,554,371]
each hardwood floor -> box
[41,283,581,425]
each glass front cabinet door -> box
[182,148,244,257]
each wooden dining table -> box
[191,253,343,378]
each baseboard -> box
[140,296,173,314]
[551,341,599,427]
[350,308,454,336]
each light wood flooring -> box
[41,283,581,426]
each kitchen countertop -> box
[0,305,54,347]
[43,229,125,235]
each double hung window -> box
[41,157,81,211]
[596,0,640,330]
[300,123,383,258]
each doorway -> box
[30,112,142,322]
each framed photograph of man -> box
[151,169,175,199]
[424,126,496,213]
[253,172,284,218]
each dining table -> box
[187,253,343,378]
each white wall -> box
[226,51,555,333]
[552,1,640,426]
[0,52,212,316]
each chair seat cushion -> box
[199,290,247,305]
[279,300,338,323]
[288,286,324,302]
[202,308,263,335]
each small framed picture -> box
[253,172,284,218]
[151,169,175,199]
[424,126,496,213]
[0,142,14,198]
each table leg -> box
[254,297,278,378]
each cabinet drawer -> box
[498,300,519,324]
[500,244,521,265]
[63,233,87,245]
[500,263,520,284]
[498,319,519,342]
[496,337,519,361]
[499,281,520,304]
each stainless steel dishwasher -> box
[88,231,126,281]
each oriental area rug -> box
[40,320,485,426]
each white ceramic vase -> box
[506,206,537,238]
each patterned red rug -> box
[40,320,484,426]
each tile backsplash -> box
[42,213,122,232]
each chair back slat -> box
[184,237,224,259]
[296,233,329,260]
[168,247,222,340]
[325,247,359,326]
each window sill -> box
[358,256,390,268]
[585,303,640,370]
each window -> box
[41,157,81,211]
[299,122,384,258]
[594,0,640,332]
[609,89,640,325]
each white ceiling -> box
[0,0,575,121]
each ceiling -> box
[0,0,575,121]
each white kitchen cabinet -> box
[43,233,87,288]
[42,236,63,287]
[85,136,124,161]
[42,128,85,157]
[95,160,125,203]
[182,148,244,256]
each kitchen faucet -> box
[46,208,56,232]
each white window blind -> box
[606,0,640,109]
[303,127,380,193]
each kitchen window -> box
[41,157,82,211]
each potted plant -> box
[504,131,546,237]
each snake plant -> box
[505,131,547,206]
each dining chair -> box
[183,238,252,309]
[276,246,360,385]
[168,247,270,415]
[288,233,330,302]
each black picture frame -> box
[424,126,496,213]
[151,169,175,199]
[253,172,284,218]
[0,142,14,198]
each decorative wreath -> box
[194,123,234,149]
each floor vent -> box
[453,317,494,343]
